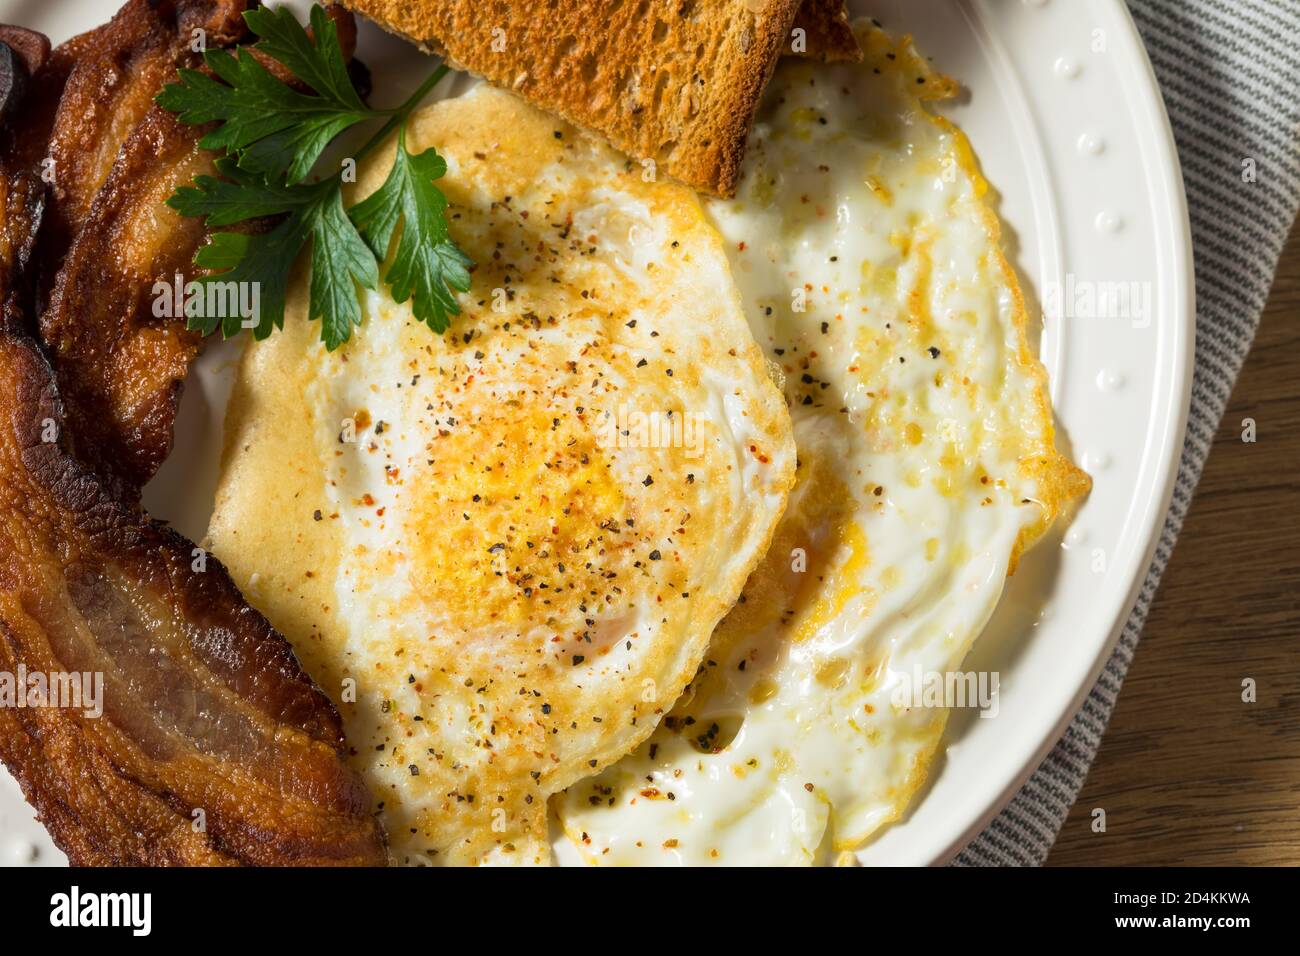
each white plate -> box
[0,0,1192,866]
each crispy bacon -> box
[37,0,249,268]
[40,104,220,496]
[0,24,69,334]
[0,2,386,866]
[0,330,387,865]
[37,3,358,494]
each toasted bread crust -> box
[339,0,857,196]
[792,0,861,62]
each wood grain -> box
[1047,223,1300,866]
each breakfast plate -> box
[0,0,1192,866]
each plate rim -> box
[927,0,1196,865]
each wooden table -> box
[1047,224,1300,866]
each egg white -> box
[208,85,795,865]
[554,23,1089,865]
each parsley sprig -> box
[157,4,471,349]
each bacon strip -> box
[37,0,248,265]
[0,330,386,865]
[38,3,358,494]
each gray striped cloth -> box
[956,0,1300,866]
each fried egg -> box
[554,23,1090,865]
[207,85,795,865]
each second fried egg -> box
[554,23,1090,865]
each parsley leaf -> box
[188,221,305,339]
[158,42,372,185]
[178,164,377,347]
[309,187,379,348]
[157,3,470,348]
[350,126,471,333]
[245,4,365,113]
[169,157,308,226]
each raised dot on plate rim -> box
[1077,132,1105,156]
[1095,368,1125,391]
[1095,210,1124,233]
[5,838,37,864]
[1054,56,1080,79]
[1083,451,1112,472]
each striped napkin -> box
[956,0,1300,866]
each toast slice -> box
[339,0,860,196]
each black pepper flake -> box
[636,358,648,368]
[572,655,585,666]
[928,346,941,358]
[648,549,662,561]
[313,509,323,521]
[642,475,654,487]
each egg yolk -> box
[405,407,630,631]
